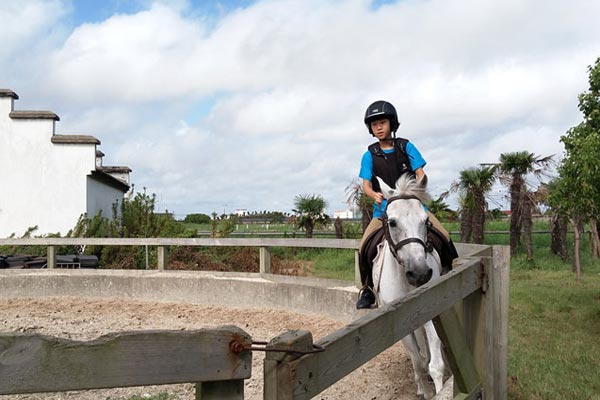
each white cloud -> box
[3,0,600,216]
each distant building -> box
[234,209,248,216]
[0,89,131,237]
[334,209,354,219]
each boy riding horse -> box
[356,100,458,309]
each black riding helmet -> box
[364,100,400,135]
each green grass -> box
[508,265,600,399]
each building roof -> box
[98,166,132,173]
[89,170,130,192]
[9,110,60,121]
[51,134,100,145]
[0,89,19,99]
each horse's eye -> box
[388,219,397,228]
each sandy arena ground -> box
[0,297,418,400]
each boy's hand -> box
[373,192,384,205]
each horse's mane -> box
[393,174,431,204]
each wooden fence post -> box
[264,330,314,400]
[463,246,509,400]
[195,380,244,399]
[354,249,361,288]
[433,308,481,398]
[47,245,56,269]
[260,246,271,274]
[157,245,169,271]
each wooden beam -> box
[157,245,169,270]
[264,259,483,399]
[432,308,480,395]
[463,246,509,400]
[259,246,271,274]
[195,380,244,400]
[0,327,252,394]
[0,237,360,249]
[486,246,510,400]
[264,330,314,400]
[354,250,361,288]
[46,245,56,269]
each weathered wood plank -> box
[487,246,510,400]
[259,246,271,274]
[264,330,314,400]
[0,327,252,394]
[264,259,483,399]
[432,308,480,395]
[0,237,360,249]
[157,245,169,270]
[354,250,361,288]
[47,245,56,269]
[195,380,244,400]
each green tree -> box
[292,194,330,238]
[497,151,553,257]
[548,57,600,280]
[426,194,457,222]
[184,213,212,224]
[452,166,496,244]
[70,187,190,268]
[345,179,374,232]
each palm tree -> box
[345,179,374,232]
[498,151,554,256]
[458,194,473,243]
[292,194,330,238]
[452,166,496,244]
[427,194,457,222]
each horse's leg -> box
[402,333,434,399]
[423,320,445,393]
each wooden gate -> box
[263,245,509,400]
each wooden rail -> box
[0,327,252,399]
[0,237,361,284]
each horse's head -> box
[378,175,433,287]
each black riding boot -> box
[356,287,376,309]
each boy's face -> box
[370,118,391,140]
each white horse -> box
[374,174,446,399]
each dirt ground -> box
[0,297,418,400]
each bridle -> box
[382,194,433,262]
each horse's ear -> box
[376,177,395,199]
[418,174,428,188]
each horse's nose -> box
[406,268,433,287]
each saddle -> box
[360,222,458,277]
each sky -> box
[2,0,600,218]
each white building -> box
[333,209,354,219]
[0,89,131,237]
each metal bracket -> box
[230,340,325,355]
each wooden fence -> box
[0,238,509,399]
[0,327,252,399]
[0,237,362,285]
[262,245,509,400]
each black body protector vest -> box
[368,138,412,193]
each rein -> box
[382,195,433,262]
